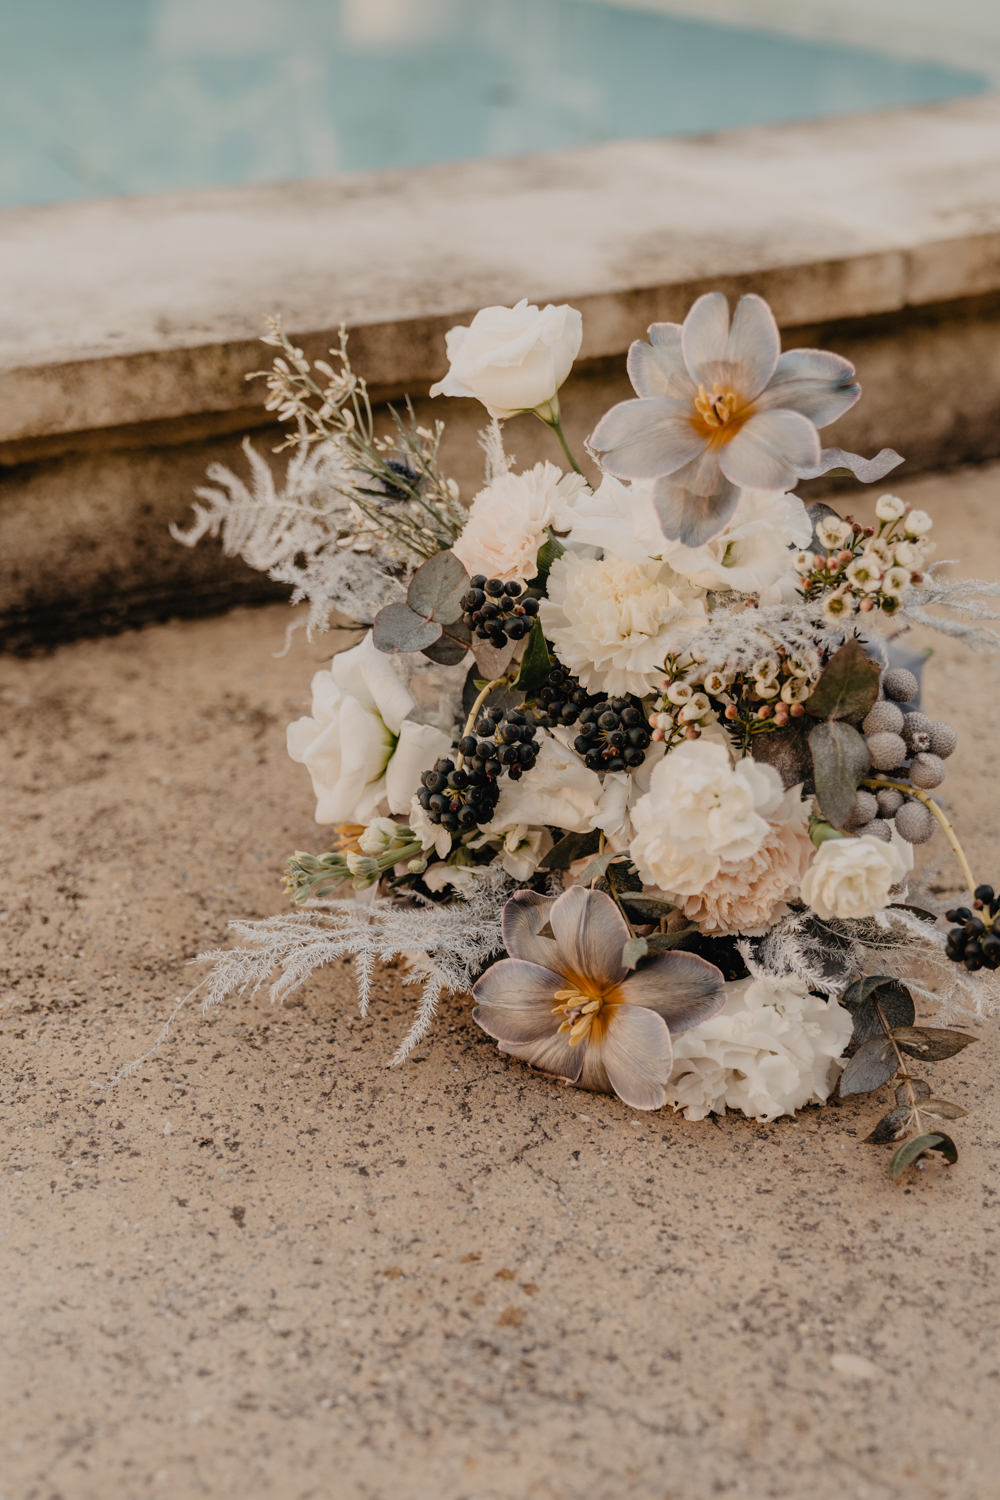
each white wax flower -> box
[430,299,583,419]
[666,976,854,1122]
[629,741,784,894]
[452,462,589,582]
[875,494,906,522]
[287,632,452,825]
[800,834,909,920]
[538,553,706,697]
[904,509,933,537]
[482,732,603,834]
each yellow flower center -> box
[552,984,605,1047]
[692,384,751,446]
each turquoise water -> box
[0,0,988,209]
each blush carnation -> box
[668,785,813,935]
[452,462,588,583]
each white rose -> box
[452,462,589,583]
[799,834,909,920]
[629,742,784,894]
[287,632,452,825]
[666,976,854,1123]
[875,494,906,522]
[481,732,602,834]
[429,299,583,420]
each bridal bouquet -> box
[165,290,1000,1181]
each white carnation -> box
[666,976,854,1122]
[629,741,784,894]
[633,486,813,603]
[538,552,706,697]
[452,462,589,583]
[800,834,909,920]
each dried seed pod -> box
[876,787,905,818]
[845,791,879,826]
[908,752,946,789]
[927,721,958,759]
[866,731,907,770]
[902,711,933,754]
[856,819,892,843]
[895,799,935,843]
[862,700,904,736]
[881,667,919,703]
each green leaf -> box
[805,638,882,722]
[622,936,648,970]
[617,893,676,924]
[839,1035,898,1096]
[809,719,872,828]
[864,1107,912,1144]
[645,926,699,952]
[841,974,897,1008]
[406,549,469,623]
[579,851,620,887]
[889,1132,957,1179]
[529,529,565,586]
[372,601,442,654]
[891,1026,977,1061]
[513,619,552,695]
[895,1077,931,1106]
[540,829,601,870]
[421,620,471,665]
[844,979,914,1046]
[918,1097,968,1120]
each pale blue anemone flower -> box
[472,886,725,1110]
[589,292,860,549]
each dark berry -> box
[447,769,468,790]
[459,735,477,757]
[434,758,455,774]
[457,807,479,828]
[485,579,505,597]
[605,755,627,772]
[481,602,499,620]
[627,728,651,749]
[982,934,1000,969]
[599,711,618,730]
[507,619,528,640]
[489,629,508,648]
[504,580,522,597]
[945,907,972,923]
[508,763,523,780]
[574,735,591,755]
[441,812,459,831]
[429,793,448,812]
[417,786,431,809]
[486,759,501,779]
[584,750,604,771]
[517,743,536,765]
[964,941,984,971]
[624,748,645,767]
[975,884,995,904]
[470,574,487,589]
[621,707,643,728]
[521,597,539,616]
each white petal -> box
[721,294,781,400]
[550,885,628,990]
[589,397,705,479]
[720,409,820,492]
[599,1005,671,1110]
[649,455,740,548]
[757,348,861,427]
[680,292,731,387]
[331,632,414,734]
[627,324,696,400]
[502,890,561,967]
[385,720,452,815]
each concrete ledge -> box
[4,96,1000,645]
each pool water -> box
[0,0,988,209]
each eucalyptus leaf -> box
[839,1035,898,1096]
[809,719,872,828]
[748,718,816,791]
[540,829,601,870]
[645,927,699,952]
[806,638,882,723]
[918,1097,968,1120]
[421,619,471,665]
[617,893,676,924]
[622,936,648,970]
[406,548,469,623]
[864,1107,912,1145]
[895,1077,931,1106]
[842,974,897,1008]
[889,1132,956,1179]
[473,636,518,681]
[372,601,442,654]
[514,619,552,696]
[579,851,621,887]
[891,1026,977,1061]
[846,979,915,1046]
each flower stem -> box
[874,996,925,1137]
[454,675,513,770]
[537,411,585,476]
[861,777,977,895]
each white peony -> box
[452,462,589,583]
[287,632,452,825]
[430,299,583,420]
[629,741,784,894]
[800,834,909,920]
[666,976,854,1122]
[538,552,707,697]
[634,486,813,603]
[481,732,602,834]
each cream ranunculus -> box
[429,299,583,420]
[629,742,785,894]
[799,834,909,920]
[287,632,452,825]
[666,976,854,1122]
[481,732,603,834]
[538,552,707,697]
[452,462,589,583]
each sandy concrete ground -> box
[3,462,1000,1500]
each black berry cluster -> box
[945,885,1000,970]
[573,696,652,772]
[460,575,539,647]
[415,708,540,833]
[533,662,592,728]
